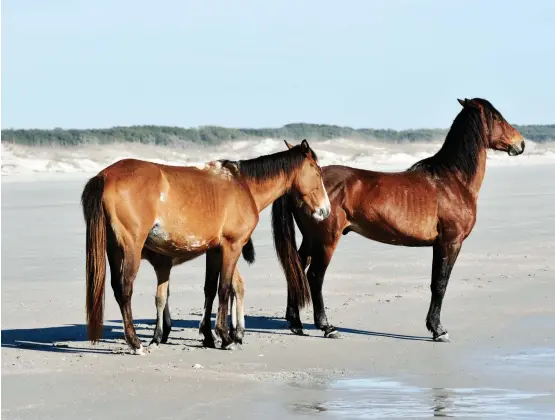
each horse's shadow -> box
[1,315,431,354]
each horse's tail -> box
[242,237,256,264]
[271,194,311,308]
[81,175,107,343]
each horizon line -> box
[2,121,554,132]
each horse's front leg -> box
[426,239,462,342]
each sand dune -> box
[2,138,555,180]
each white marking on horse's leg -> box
[236,292,245,335]
[230,293,237,330]
[155,295,167,334]
[435,333,451,343]
[154,280,169,340]
[133,344,146,355]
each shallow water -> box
[277,344,555,419]
[291,377,552,419]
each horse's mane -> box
[408,99,498,182]
[225,144,318,183]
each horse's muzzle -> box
[508,140,525,156]
[312,206,331,222]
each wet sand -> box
[2,165,554,419]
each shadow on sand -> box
[1,315,431,354]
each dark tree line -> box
[2,123,554,147]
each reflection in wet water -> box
[292,378,552,419]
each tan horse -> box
[81,140,330,354]
[234,98,524,342]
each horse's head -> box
[284,139,331,222]
[457,98,525,156]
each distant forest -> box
[2,123,554,147]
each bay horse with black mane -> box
[81,139,330,354]
[270,98,525,342]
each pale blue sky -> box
[2,0,554,130]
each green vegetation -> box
[2,123,554,147]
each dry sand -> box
[1,165,554,419]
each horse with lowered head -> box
[271,98,525,342]
[81,139,330,354]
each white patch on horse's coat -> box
[185,235,208,249]
[312,179,332,222]
[149,218,170,241]
[159,192,167,202]
[195,160,234,180]
[148,218,209,251]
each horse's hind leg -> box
[107,222,146,354]
[308,239,340,339]
[162,284,172,343]
[215,240,243,350]
[286,239,310,335]
[199,248,221,348]
[426,240,462,342]
[230,267,245,345]
[120,249,144,353]
[146,252,173,347]
[107,227,125,340]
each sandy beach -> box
[2,164,554,419]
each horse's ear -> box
[300,139,310,155]
[457,98,466,107]
[284,140,294,150]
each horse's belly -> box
[350,213,438,247]
[145,216,219,256]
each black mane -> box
[409,99,499,181]
[224,144,318,182]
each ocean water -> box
[291,376,553,419]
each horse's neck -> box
[456,148,488,199]
[244,174,292,213]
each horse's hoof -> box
[132,345,146,355]
[290,327,305,336]
[231,328,244,345]
[325,329,341,339]
[147,342,160,352]
[202,338,216,349]
[222,342,238,351]
[434,333,451,343]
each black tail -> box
[271,194,311,308]
[242,238,256,264]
